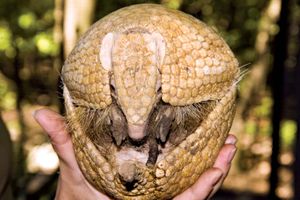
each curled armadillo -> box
[62,3,239,200]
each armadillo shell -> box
[62,4,239,200]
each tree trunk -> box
[231,0,282,135]
[268,0,290,199]
[54,0,64,70]
[13,47,27,200]
[228,0,282,193]
[63,0,96,57]
[54,0,65,113]
[293,3,300,198]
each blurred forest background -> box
[0,0,300,199]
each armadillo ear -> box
[151,32,166,66]
[100,32,115,71]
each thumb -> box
[34,108,77,168]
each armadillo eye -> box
[156,86,162,93]
[110,84,116,93]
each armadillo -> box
[62,3,239,200]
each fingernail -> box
[32,110,37,118]
[227,148,237,164]
[225,135,237,145]
[211,170,223,186]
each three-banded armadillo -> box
[62,3,239,200]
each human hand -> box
[34,108,237,200]
[34,108,110,200]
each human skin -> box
[34,108,237,200]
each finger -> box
[224,134,237,145]
[213,138,237,173]
[173,168,223,200]
[207,136,237,198]
[34,108,77,168]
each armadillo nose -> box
[128,124,146,141]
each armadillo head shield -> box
[62,4,239,200]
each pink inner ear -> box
[99,32,115,71]
[151,32,166,66]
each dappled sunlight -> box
[258,161,271,176]
[27,143,59,174]
[277,168,294,199]
[280,152,294,165]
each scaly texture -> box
[62,4,239,200]
[62,3,238,111]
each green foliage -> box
[34,32,58,56]
[0,74,16,110]
[0,0,56,59]
[1,91,17,110]
[244,95,273,137]
[162,0,182,9]
[18,12,37,30]
[0,75,8,96]
[245,120,257,135]
[0,25,12,51]
[281,120,297,148]
[254,96,273,117]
